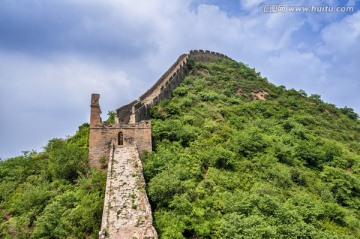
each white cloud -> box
[315,11,360,109]
[265,51,329,89]
[0,53,131,108]
[318,11,360,56]
[0,52,132,158]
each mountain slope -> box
[0,124,105,239]
[1,57,359,239]
[142,59,360,238]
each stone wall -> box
[116,50,232,124]
[90,50,232,168]
[115,54,189,124]
[115,100,137,125]
[189,49,231,62]
[139,54,189,103]
[89,99,151,169]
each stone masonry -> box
[89,50,233,239]
[89,94,152,169]
[89,50,231,168]
[99,142,157,239]
[115,50,231,126]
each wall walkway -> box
[99,142,157,239]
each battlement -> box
[189,49,231,61]
[116,50,232,124]
[139,54,189,102]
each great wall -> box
[89,50,232,239]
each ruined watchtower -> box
[88,94,152,169]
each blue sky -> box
[0,0,359,159]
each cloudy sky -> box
[0,0,359,159]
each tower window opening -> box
[118,132,124,145]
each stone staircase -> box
[99,144,157,239]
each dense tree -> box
[143,59,360,238]
[0,123,106,239]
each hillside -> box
[1,57,360,239]
[0,124,105,238]
[142,59,360,238]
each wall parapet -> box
[139,54,189,102]
[116,50,233,124]
[189,49,231,60]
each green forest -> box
[142,59,360,238]
[0,124,106,238]
[1,58,360,238]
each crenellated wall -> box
[90,50,232,168]
[116,50,232,124]
[139,54,189,103]
[189,49,231,62]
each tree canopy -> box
[142,59,360,238]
